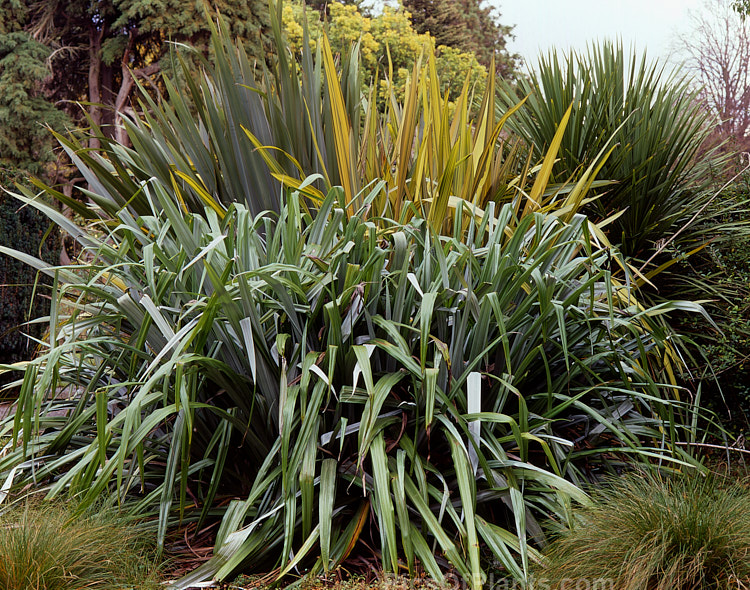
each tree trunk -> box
[101,61,116,134]
[114,60,160,146]
[113,66,133,146]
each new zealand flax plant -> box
[0,179,708,587]
[43,3,613,240]
[0,10,713,589]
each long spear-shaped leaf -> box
[525,103,573,215]
[320,35,356,216]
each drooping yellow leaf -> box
[526,102,573,215]
[321,35,356,216]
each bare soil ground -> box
[0,402,12,420]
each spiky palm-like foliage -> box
[0,16,711,590]
[52,11,608,239]
[0,180,704,587]
[498,41,721,262]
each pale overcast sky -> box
[499,0,705,68]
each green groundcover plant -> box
[533,472,750,589]
[0,499,161,590]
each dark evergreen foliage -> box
[0,172,59,395]
[0,2,67,175]
[0,0,272,395]
[28,0,274,131]
[674,178,750,435]
[403,0,520,77]
[403,0,468,47]
[0,1,64,394]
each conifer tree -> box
[0,1,64,389]
[403,0,519,77]
[27,0,273,145]
[0,0,67,175]
[403,0,469,48]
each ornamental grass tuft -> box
[534,472,750,590]
[0,500,162,590]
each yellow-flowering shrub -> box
[281,2,323,51]
[327,3,380,71]
[369,5,433,73]
[282,0,486,102]
[435,44,487,99]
